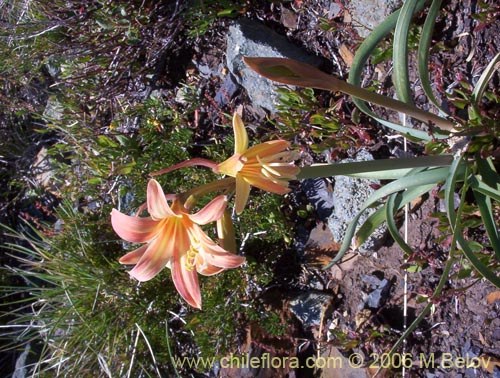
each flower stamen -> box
[185,245,199,271]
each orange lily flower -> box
[217,113,300,214]
[111,179,245,309]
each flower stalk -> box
[243,57,457,133]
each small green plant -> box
[3,97,297,376]
[1,202,179,377]
[184,0,246,38]
[274,86,368,154]
[472,0,500,32]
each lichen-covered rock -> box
[327,149,387,254]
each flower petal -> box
[127,220,179,282]
[197,260,224,276]
[189,195,227,225]
[217,154,244,177]
[119,244,148,265]
[204,249,245,269]
[193,225,245,269]
[268,164,300,178]
[243,174,291,194]
[147,179,177,220]
[235,175,251,214]
[233,113,248,154]
[111,209,160,243]
[217,210,237,254]
[194,250,224,276]
[244,140,290,159]
[201,243,246,269]
[171,252,202,309]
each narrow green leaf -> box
[456,232,500,288]
[473,182,500,260]
[346,0,448,140]
[385,192,416,256]
[472,52,500,107]
[470,176,500,202]
[393,0,418,104]
[477,157,500,190]
[445,157,500,287]
[418,0,448,114]
[113,161,136,175]
[356,183,436,247]
[325,167,450,268]
[444,155,465,228]
[97,135,119,148]
[88,177,102,185]
[297,155,453,180]
[355,206,386,246]
[473,159,500,259]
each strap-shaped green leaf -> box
[418,0,448,114]
[476,156,500,190]
[445,156,500,288]
[455,229,500,288]
[355,183,436,249]
[394,0,418,105]
[473,187,500,261]
[386,192,416,256]
[470,176,500,202]
[472,52,500,107]
[347,0,449,140]
[324,167,451,268]
[473,158,500,259]
[297,155,453,180]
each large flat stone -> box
[226,19,324,114]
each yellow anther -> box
[185,245,199,271]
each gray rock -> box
[289,292,334,328]
[214,72,239,107]
[327,150,387,253]
[13,343,30,378]
[44,57,61,78]
[43,96,64,121]
[226,19,324,114]
[362,274,391,309]
[347,0,402,38]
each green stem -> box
[333,77,455,131]
[297,155,454,180]
[180,177,235,207]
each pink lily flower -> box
[217,113,300,214]
[111,179,245,309]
